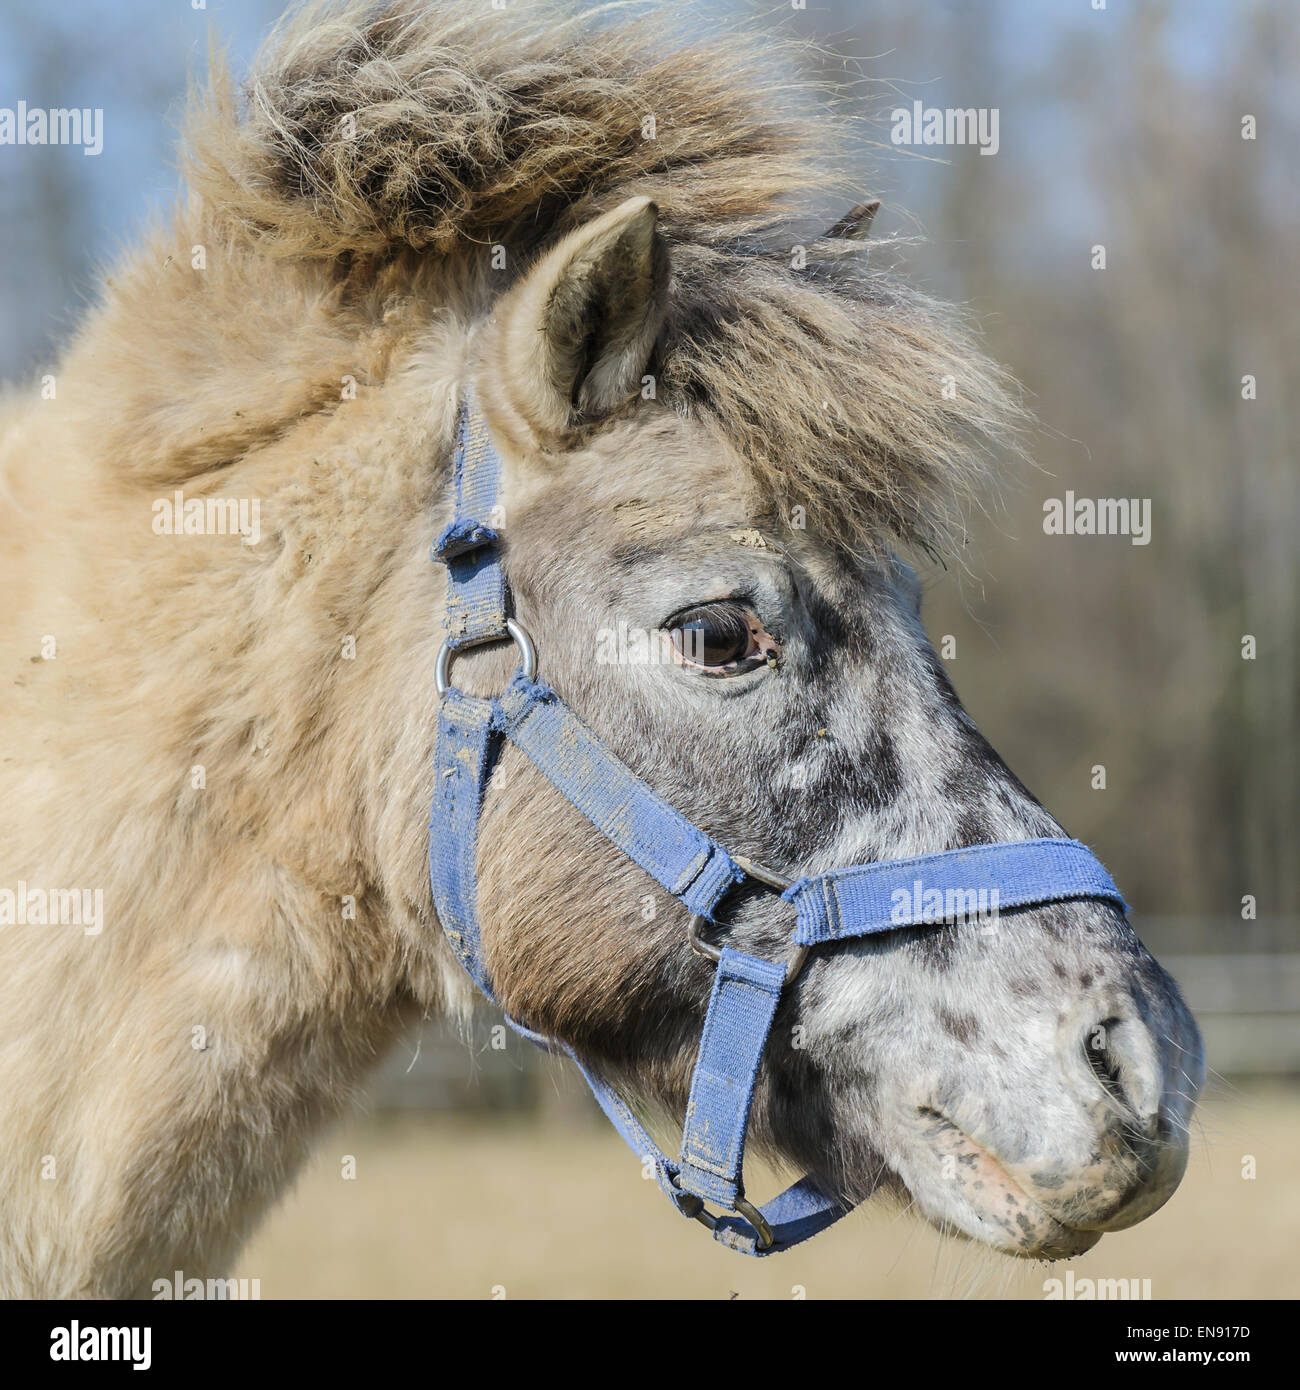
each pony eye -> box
[666,602,773,673]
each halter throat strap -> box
[428,394,1128,1256]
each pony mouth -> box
[908,1109,1102,1260]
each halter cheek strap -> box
[428,394,1128,1257]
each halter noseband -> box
[428,394,1127,1256]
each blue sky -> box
[0,0,1274,379]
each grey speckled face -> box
[468,409,1204,1261]
[466,197,1203,1260]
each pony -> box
[0,0,1201,1295]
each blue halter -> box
[428,395,1128,1256]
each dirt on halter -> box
[185,0,1025,556]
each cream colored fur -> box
[0,0,1147,1294]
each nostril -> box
[1083,1016,1131,1110]
[1077,1013,1164,1122]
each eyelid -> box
[662,593,756,628]
[662,598,780,675]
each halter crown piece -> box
[428,394,1128,1256]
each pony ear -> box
[493,195,669,442]
[822,199,880,241]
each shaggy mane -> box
[186,0,1024,553]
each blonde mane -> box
[182,0,1023,553]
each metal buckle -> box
[675,1185,776,1251]
[686,854,810,984]
[434,618,537,698]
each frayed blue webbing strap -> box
[496,675,743,919]
[433,394,508,648]
[784,837,1126,945]
[428,690,498,995]
[561,1032,854,1255]
[434,675,853,1253]
[677,948,784,1208]
[427,396,1133,1258]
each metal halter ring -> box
[675,1186,776,1252]
[434,619,538,698]
[686,854,810,985]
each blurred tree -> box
[2,0,1294,935]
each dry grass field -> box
[234,1080,1299,1300]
